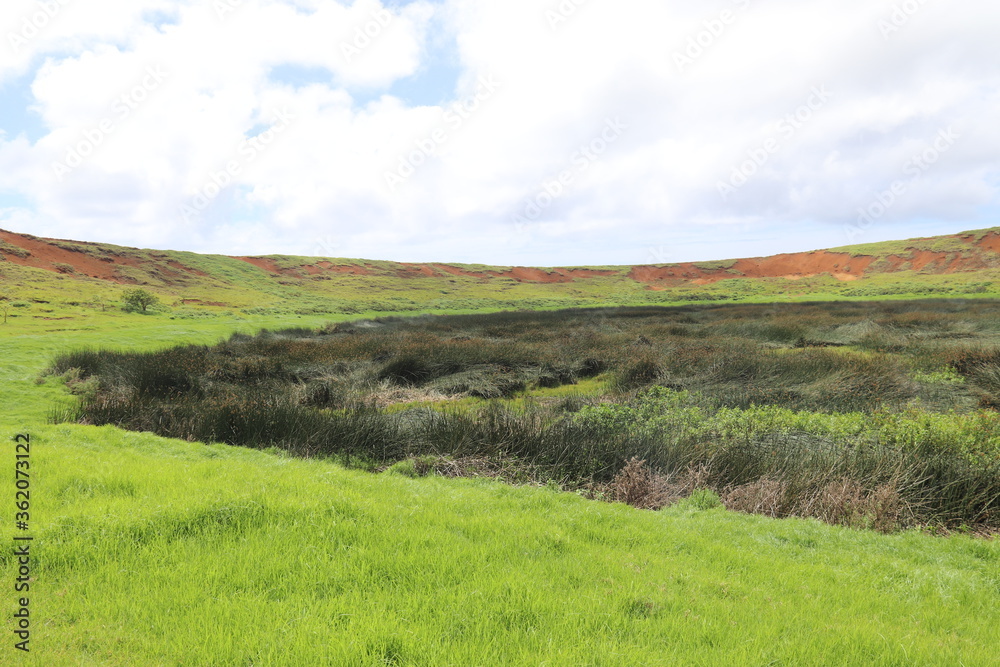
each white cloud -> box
[0,0,998,264]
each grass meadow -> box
[7,423,1000,665]
[2,301,999,664]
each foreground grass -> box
[2,423,999,665]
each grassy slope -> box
[0,257,637,316]
[3,227,1000,324]
[2,313,1000,664]
[828,227,998,257]
[6,423,1000,666]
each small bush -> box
[722,479,790,517]
[600,458,676,510]
[121,288,160,313]
[811,479,904,533]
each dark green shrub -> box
[121,288,160,313]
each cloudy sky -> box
[1,0,998,266]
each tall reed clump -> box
[570,387,1000,530]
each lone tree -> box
[121,288,159,313]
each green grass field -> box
[1,304,999,665]
[6,422,1000,665]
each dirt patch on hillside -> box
[237,257,284,274]
[508,267,569,283]
[245,260,617,282]
[733,251,872,280]
[301,262,374,276]
[909,250,954,273]
[167,260,210,277]
[875,246,996,274]
[879,255,910,271]
[397,264,441,278]
[630,251,877,285]
[975,232,1000,255]
[0,230,213,285]
[627,239,1000,285]
[0,230,145,283]
[433,264,494,281]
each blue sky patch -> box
[268,64,335,90]
[0,72,47,144]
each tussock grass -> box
[49,301,1000,530]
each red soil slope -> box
[3,227,1000,290]
[626,231,1000,287]
[0,229,207,284]
[629,251,872,286]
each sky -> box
[0,0,998,267]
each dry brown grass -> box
[722,477,906,532]
[609,458,677,509]
[589,457,910,531]
[385,454,536,485]
[587,458,679,510]
[366,382,458,407]
[722,479,792,518]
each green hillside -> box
[2,227,1000,325]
